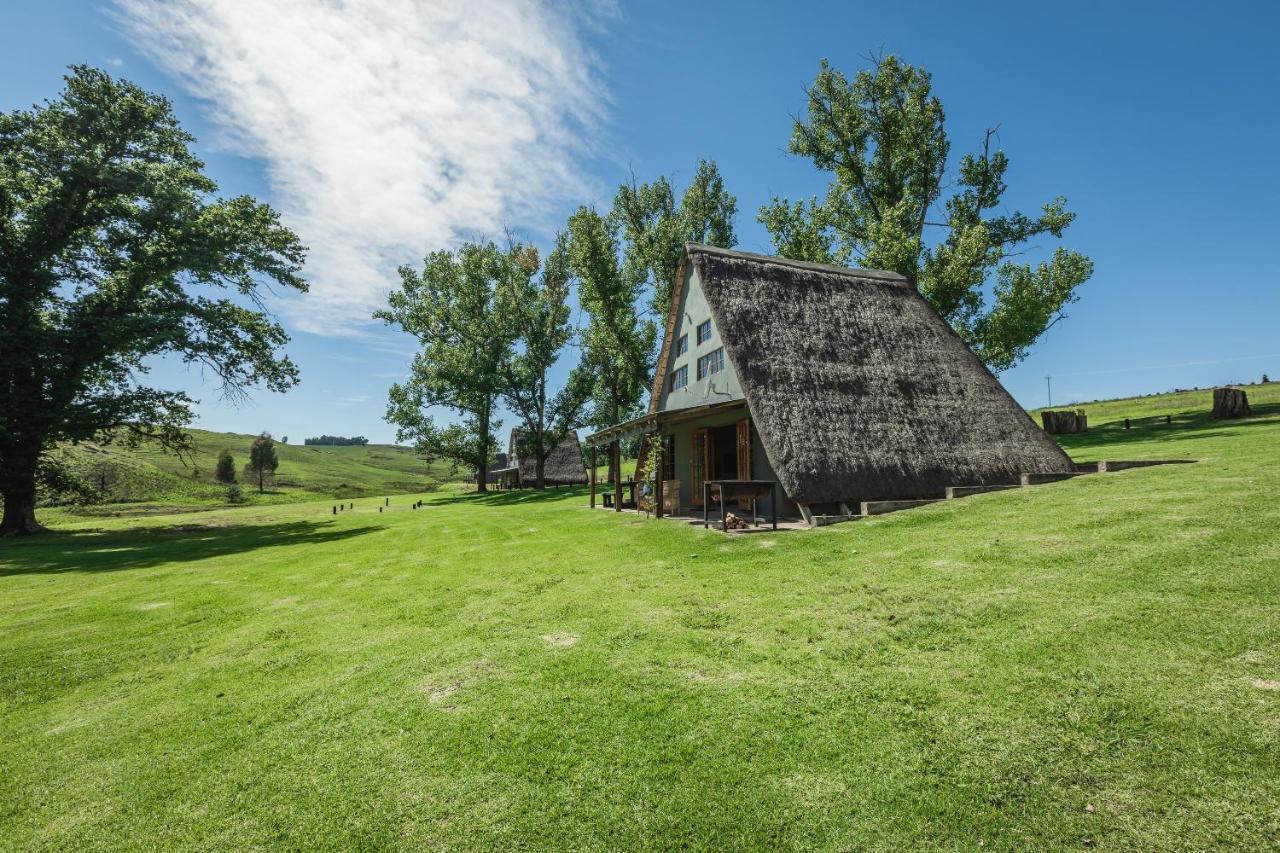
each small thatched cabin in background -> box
[585,244,1073,524]
[492,429,589,489]
[484,453,509,485]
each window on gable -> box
[696,347,724,380]
[696,320,712,345]
[667,365,688,392]
[674,334,688,357]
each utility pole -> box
[1045,376,1053,409]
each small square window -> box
[674,334,688,357]
[696,320,712,345]
[696,347,724,381]
[668,365,687,392]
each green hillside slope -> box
[45,428,462,515]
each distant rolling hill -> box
[46,428,464,516]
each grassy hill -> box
[3,385,1278,847]
[45,428,463,515]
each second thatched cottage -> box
[492,429,589,489]
[584,244,1073,524]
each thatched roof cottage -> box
[484,453,509,485]
[585,244,1072,523]
[492,429,589,488]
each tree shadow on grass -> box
[1054,403,1280,455]
[445,486,590,506]
[0,520,386,577]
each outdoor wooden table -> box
[703,479,778,531]
[602,479,638,509]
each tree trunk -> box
[1211,387,1250,419]
[475,404,490,492]
[1041,410,1088,434]
[535,380,546,490]
[0,477,45,536]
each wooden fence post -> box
[613,441,622,512]
[654,436,664,519]
[589,446,597,508]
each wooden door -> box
[691,428,708,507]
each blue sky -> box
[4,0,1278,444]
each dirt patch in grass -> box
[1252,678,1280,691]
[542,632,580,648]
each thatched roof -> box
[684,244,1073,504]
[485,453,510,484]
[508,429,588,486]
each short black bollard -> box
[378,506,383,513]
[332,506,337,515]
[1166,415,1172,425]
[1124,418,1131,430]
[385,498,389,506]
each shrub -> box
[226,484,245,504]
[215,449,237,484]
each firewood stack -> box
[722,512,751,531]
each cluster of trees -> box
[380,54,1092,490]
[1,55,1092,532]
[214,433,279,494]
[378,160,737,491]
[303,435,368,446]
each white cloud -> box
[113,0,611,336]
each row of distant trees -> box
[1,55,1093,532]
[303,435,369,446]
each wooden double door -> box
[690,418,752,507]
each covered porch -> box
[583,400,800,528]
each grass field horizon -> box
[39,427,465,518]
[3,384,1279,848]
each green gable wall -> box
[656,266,744,413]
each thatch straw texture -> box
[687,244,1073,504]
[508,429,589,486]
[485,453,509,484]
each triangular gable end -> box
[648,251,744,415]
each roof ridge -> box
[684,243,909,282]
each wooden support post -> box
[589,446,597,508]
[612,441,622,512]
[654,437,664,519]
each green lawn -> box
[3,388,1279,849]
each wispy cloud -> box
[113,0,612,336]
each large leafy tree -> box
[497,233,592,489]
[611,159,737,318]
[565,207,656,481]
[377,241,520,492]
[0,67,307,535]
[760,55,1093,371]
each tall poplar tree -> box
[611,159,738,318]
[377,241,519,491]
[760,55,1093,371]
[497,233,592,489]
[565,207,656,483]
